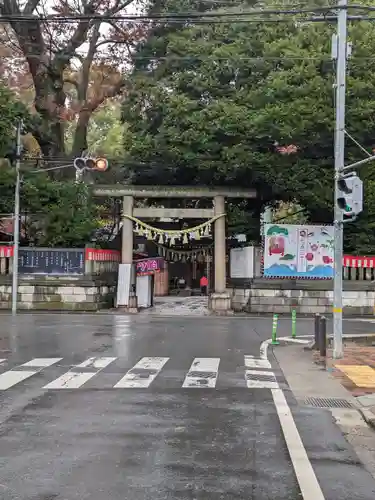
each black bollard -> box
[314,313,321,350]
[319,315,327,357]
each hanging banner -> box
[263,224,334,278]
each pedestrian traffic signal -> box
[74,157,108,172]
[337,172,363,217]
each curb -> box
[358,407,375,430]
[268,335,375,431]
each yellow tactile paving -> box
[335,365,375,388]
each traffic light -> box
[336,171,363,217]
[73,157,108,172]
[4,145,24,165]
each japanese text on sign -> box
[136,258,163,275]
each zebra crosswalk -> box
[114,357,169,388]
[0,358,62,390]
[0,355,281,392]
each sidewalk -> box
[312,342,375,427]
[273,343,375,479]
[321,345,375,395]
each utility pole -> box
[333,0,348,359]
[11,120,22,315]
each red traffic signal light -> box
[94,158,108,171]
[74,157,109,172]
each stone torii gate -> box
[93,185,256,314]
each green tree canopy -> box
[0,165,99,247]
[122,0,375,251]
[0,84,30,158]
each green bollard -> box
[292,309,296,338]
[271,313,279,345]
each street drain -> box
[304,397,353,409]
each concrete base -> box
[208,292,233,315]
[117,306,139,313]
[117,294,139,313]
[0,275,116,311]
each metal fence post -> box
[319,315,327,357]
[314,313,321,350]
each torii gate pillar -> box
[117,195,138,312]
[208,195,233,315]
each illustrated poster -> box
[263,224,334,278]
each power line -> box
[101,55,375,62]
[2,3,375,22]
[0,6,339,22]
[0,18,325,26]
[1,13,375,27]
[3,42,375,62]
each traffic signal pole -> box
[11,121,22,315]
[333,0,348,359]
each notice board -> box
[18,248,85,275]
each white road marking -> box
[182,357,220,388]
[0,358,62,390]
[0,370,37,390]
[44,372,97,389]
[76,357,116,369]
[114,357,169,388]
[284,338,311,344]
[345,318,375,323]
[244,356,271,369]
[0,359,6,364]
[245,369,279,389]
[21,358,63,368]
[272,388,325,500]
[260,340,270,360]
[44,356,116,389]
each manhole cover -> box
[246,373,276,382]
[304,397,353,409]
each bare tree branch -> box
[24,0,42,14]
[35,2,62,56]
[2,0,20,15]
[1,0,139,159]
[88,77,126,112]
[79,21,101,102]
[64,77,80,90]
[95,39,128,50]
[54,0,98,66]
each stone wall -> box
[229,279,375,315]
[3,275,375,314]
[0,275,116,311]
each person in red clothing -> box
[200,275,208,295]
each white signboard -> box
[230,246,256,278]
[116,263,131,306]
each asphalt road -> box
[0,314,374,500]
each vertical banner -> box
[296,228,308,274]
[263,224,334,278]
